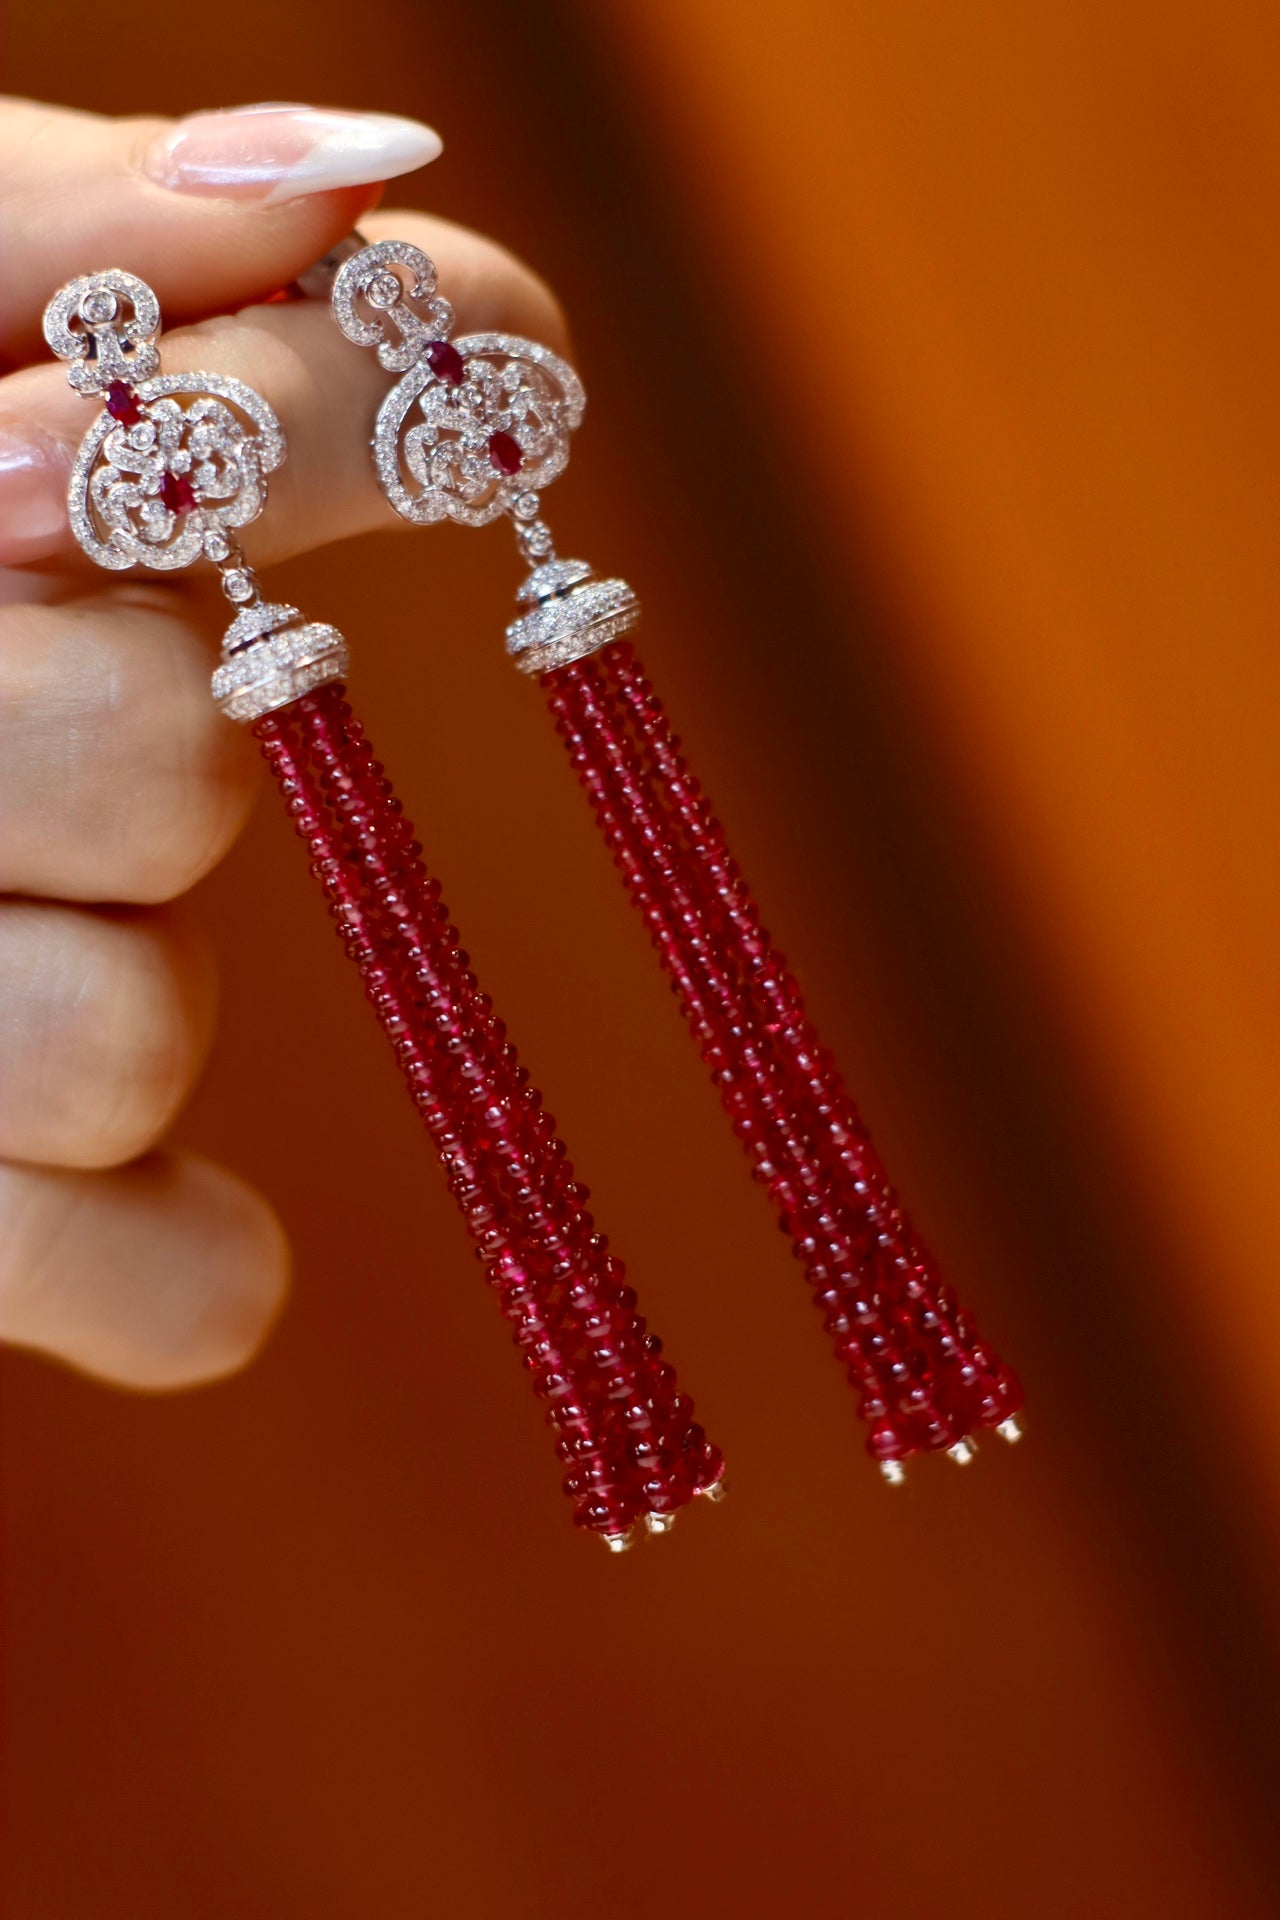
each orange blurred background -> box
[4,3,1279,1915]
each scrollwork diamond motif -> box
[376,333,584,527]
[42,270,160,394]
[44,272,285,574]
[66,372,285,571]
[333,241,585,528]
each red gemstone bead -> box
[160,470,198,515]
[251,683,717,1536]
[487,430,523,475]
[105,381,145,426]
[542,644,1021,1468]
[426,339,465,385]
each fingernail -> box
[0,428,70,564]
[144,104,443,206]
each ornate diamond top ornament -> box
[332,237,633,672]
[332,239,586,530]
[44,268,348,721]
[42,270,161,394]
[330,238,454,373]
[43,271,284,573]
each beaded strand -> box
[255,685,723,1544]
[546,645,1022,1475]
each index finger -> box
[0,96,442,365]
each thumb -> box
[0,97,442,362]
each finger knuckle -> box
[2,599,255,904]
[43,914,209,1168]
[90,924,207,1165]
[93,616,254,903]
[138,1230,288,1389]
[176,1199,290,1384]
[0,1155,289,1390]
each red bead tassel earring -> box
[43,269,723,1548]
[331,239,1023,1482]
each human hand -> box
[0,97,566,1387]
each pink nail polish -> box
[144,105,443,205]
[0,429,71,564]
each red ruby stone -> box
[105,381,145,427]
[488,430,523,475]
[426,339,465,385]
[160,470,198,516]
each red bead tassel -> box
[545,643,1022,1474]
[253,683,723,1541]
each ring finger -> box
[0,898,215,1169]
[0,584,258,904]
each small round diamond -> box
[367,271,402,309]
[80,288,118,325]
[222,568,257,604]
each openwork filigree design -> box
[332,240,584,527]
[66,373,284,571]
[42,270,160,395]
[44,272,284,572]
[330,238,454,373]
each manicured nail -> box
[0,428,71,564]
[144,104,443,205]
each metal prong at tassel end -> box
[879,1460,907,1488]
[602,1528,637,1555]
[947,1439,977,1466]
[644,1512,677,1537]
[996,1415,1024,1444]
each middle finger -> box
[0,584,257,904]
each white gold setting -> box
[331,239,453,372]
[64,372,284,571]
[506,567,640,675]
[44,269,348,721]
[333,238,639,665]
[212,602,349,722]
[45,271,283,573]
[43,270,161,394]
[516,558,595,603]
[370,332,584,527]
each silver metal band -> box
[505,565,641,675]
[211,600,349,723]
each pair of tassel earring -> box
[43,239,1022,1550]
